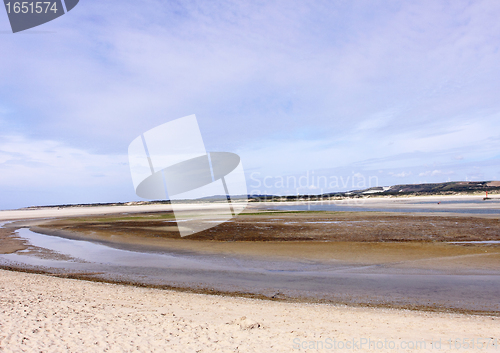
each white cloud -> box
[0,134,129,188]
[419,170,454,177]
[0,134,140,208]
[389,171,412,178]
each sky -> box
[1,0,500,209]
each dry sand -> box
[1,270,498,353]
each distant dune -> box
[249,180,500,201]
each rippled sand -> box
[1,270,499,353]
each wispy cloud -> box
[0,135,134,208]
[419,170,454,177]
[389,171,412,178]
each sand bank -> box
[0,204,174,221]
[1,270,498,353]
[1,194,499,221]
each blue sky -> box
[1,0,500,209]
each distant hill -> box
[248,181,500,201]
[353,181,500,196]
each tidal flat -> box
[1,207,499,314]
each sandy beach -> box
[1,269,499,352]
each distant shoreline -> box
[1,191,499,213]
[2,179,499,212]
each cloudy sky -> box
[1,0,500,209]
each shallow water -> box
[2,226,500,313]
[449,240,500,244]
[271,202,500,214]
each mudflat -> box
[19,210,500,272]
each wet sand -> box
[0,226,26,254]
